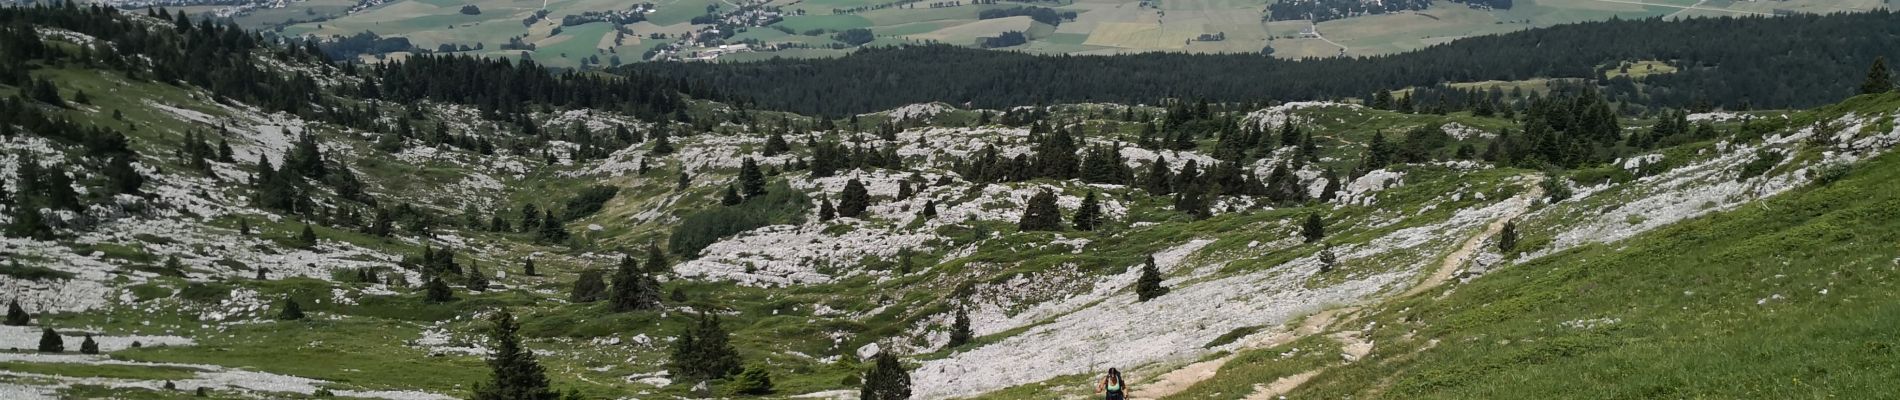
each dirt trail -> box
[1400,175,1543,299]
[1130,175,1544,400]
[1126,308,1349,400]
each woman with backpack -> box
[1097,367,1128,400]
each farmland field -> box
[195,0,1886,65]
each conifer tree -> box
[570,269,607,303]
[645,244,671,274]
[609,255,661,312]
[1072,191,1102,231]
[1318,244,1338,274]
[537,211,569,243]
[1301,214,1325,243]
[947,307,973,348]
[6,300,31,326]
[763,131,790,156]
[738,157,766,198]
[726,365,774,395]
[1319,168,1342,203]
[1135,255,1169,301]
[278,297,305,320]
[80,334,99,354]
[721,185,742,206]
[676,172,691,190]
[819,197,837,221]
[1863,57,1894,95]
[299,224,318,247]
[38,328,62,353]
[466,262,490,291]
[838,178,870,218]
[471,310,559,400]
[523,257,538,276]
[1017,190,1063,231]
[519,204,541,233]
[104,155,145,195]
[1498,220,1519,253]
[669,314,743,381]
[424,278,456,303]
[859,351,911,400]
[651,130,675,155]
[919,199,937,220]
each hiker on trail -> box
[1097,367,1127,400]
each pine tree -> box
[424,278,456,303]
[1319,168,1342,203]
[538,210,569,243]
[738,157,766,198]
[466,262,490,291]
[669,314,743,381]
[1863,57,1894,95]
[1301,214,1325,243]
[1135,255,1169,301]
[651,130,675,155]
[523,257,538,276]
[1072,191,1102,231]
[919,199,937,220]
[80,334,99,354]
[570,269,607,303]
[676,172,691,190]
[947,306,973,348]
[819,197,837,221]
[519,204,541,233]
[8,197,54,240]
[38,328,63,352]
[278,297,305,320]
[609,255,660,312]
[763,131,790,156]
[104,155,145,195]
[1498,220,1519,253]
[298,224,318,247]
[1318,244,1338,274]
[721,185,742,206]
[645,244,671,274]
[838,178,871,218]
[859,351,911,400]
[726,365,774,395]
[1017,190,1063,231]
[5,300,29,325]
[471,310,559,400]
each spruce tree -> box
[570,269,607,303]
[859,351,912,400]
[919,199,937,220]
[537,211,569,243]
[1319,168,1342,203]
[1135,255,1169,301]
[1072,191,1102,231]
[298,224,318,247]
[1018,190,1063,231]
[645,244,671,274]
[466,262,490,291]
[1863,57,1894,95]
[1318,244,1338,274]
[523,257,538,276]
[424,278,456,303]
[38,328,63,353]
[669,314,743,381]
[726,365,774,395]
[1144,156,1173,197]
[80,334,99,354]
[1498,220,1519,253]
[471,310,559,400]
[1301,214,1326,243]
[676,172,691,190]
[8,195,52,240]
[104,155,145,195]
[278,297,305,320]
[651,131,675,155]
[947,307,973,348]
[609,256,660,312]
[5,300,30,325]
[838,178,870,218]
[738,157,766,198]
[819,197,837,221]
[721,185,742,206]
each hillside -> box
[3,4,1900,400]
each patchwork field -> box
[189,0,1887,65]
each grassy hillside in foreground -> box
[1161,96,1900,399]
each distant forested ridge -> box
[624,11,1900,116]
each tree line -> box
[622,11,1900,116]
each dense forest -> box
[624,11,1900,116]
[1266,0,1513,22]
